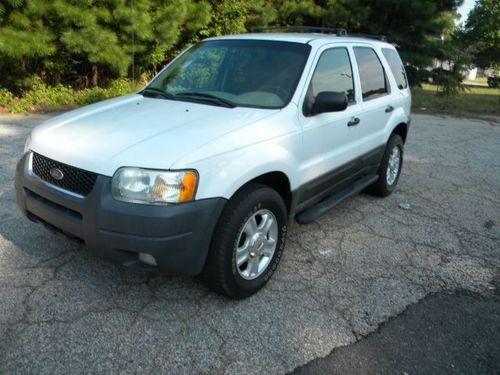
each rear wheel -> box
[202,184,288,299]
[366,134,404,197]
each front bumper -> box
[15,152,226,276]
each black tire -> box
[201,183,288,299]
[366,134,404,197]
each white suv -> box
[16,31,411,298]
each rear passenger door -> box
[381,47,411,118]
[351,45,394,153]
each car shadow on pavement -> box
[0,186,206,299]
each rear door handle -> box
[385,105,394,113]
[347,117,360,127]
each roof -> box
[206,33,392,46]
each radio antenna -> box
[131,0,135,84]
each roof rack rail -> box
[251,25,347,36]
[250,25,389,42]
[346,33,388,42]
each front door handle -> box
[385,105,394,113]
[347,117,360,127]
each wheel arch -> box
[230,171,292,214]
[391,122,409,143]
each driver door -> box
[297,45,364,208]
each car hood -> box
[30,94,279,176]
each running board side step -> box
[295,174,379,224]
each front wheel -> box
[366,134,404,197]
[201,184,288,299]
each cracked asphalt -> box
[0,113,499,374]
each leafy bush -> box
[0,88,15,109]
[431,67,466,96]
[0,79,141,113]
[405,66,432,88]
[487,76,500,88]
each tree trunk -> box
[91,65,99,87]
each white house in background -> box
[463,67,495,81]
[464,67,478,80]
[431,59,494,82]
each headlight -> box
[111,168,198,204]
[24,133,32,153]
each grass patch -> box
[2,80,498,120]
[412,84,500,119]
[0,79,142,113]
[463,77,488,86]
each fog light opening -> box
[138,253,157,266]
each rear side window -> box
[308,48,355,103]
[382,48,408,89]
[353,47,388,101]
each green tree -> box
[0,0,212,90]
[320,0,462,85]
[201,0,249,36]
[0,0,466,91]
[320,0,369,30]
[110,0,211,76]
[359,0,460,69]
[274,0,325,25]
[198,0,277,37]
[261,0,463,85]
[461,0,500,69]
[0,0,56,91]
[431,34,472,95]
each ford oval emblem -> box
[49,168,64,180]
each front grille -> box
[31,152,98,196]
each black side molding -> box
[295,174,379,224]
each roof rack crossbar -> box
[346,33,388,42]
[251,25,347,36]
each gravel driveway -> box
[0,113,499,374]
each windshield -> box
[145,40,311,109]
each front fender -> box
[171,104,302,201]
[188,141,300,200]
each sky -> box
[457,0,477,24]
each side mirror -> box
[312,91,348,115]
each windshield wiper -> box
[141,87,177,100]
[175,92,236,108]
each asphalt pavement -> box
[293,290,500,374]
[0,113,499,374]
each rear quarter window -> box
[353,47,389,101]
[382,48,408,89]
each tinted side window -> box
[308,48,355,103]
[382,48,408,89]
[353,47,388,100]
